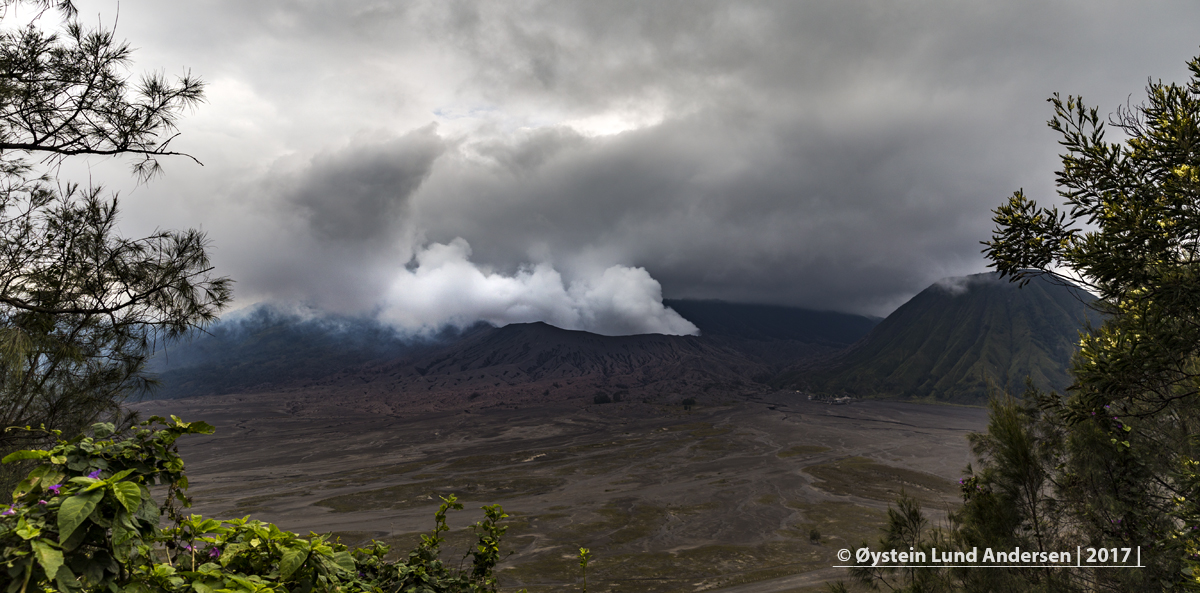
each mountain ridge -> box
[146,300,877,401]
[146,277,1100,407]
[782,272,1101,402]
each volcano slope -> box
[137,390,985,593]
[785,273,1100,403]
[226,321,787,418]
[145,301,880,403]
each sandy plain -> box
[135,391,988,593]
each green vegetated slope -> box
[793,272,1101,403]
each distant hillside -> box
[784,273,1102,403]
[663,299,878,344]
[400,321,759,383]
[143,305,470,400]
[145,300,880,401]
[663,299,879,368]
[328,321,774,411]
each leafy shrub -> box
[0,417,523,592]
[592,394,611,405]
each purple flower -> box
[47,484,61,495]
[86,469,102,479]
[208,548,220,558]
[37,500,46,505]
[1,505,17,516]
[182,544,194,552]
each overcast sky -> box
[48,1,1200,334]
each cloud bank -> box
[209,131,698,336]
[380,239,697,336]
[69,0,1200,329]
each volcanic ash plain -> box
[136,391,987,593]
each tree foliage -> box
[0,417,522,592]
[975,52,1200,590]
[845,491,959,593]
[0,0,230,461]
[834,50,1200,593]
[0,0,204,177]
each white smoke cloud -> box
[934,276,972,296]
[934,272,1001,296]
[378,238,698,336]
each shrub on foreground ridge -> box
[0,417,520,592]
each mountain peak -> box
[785,273,1101,402]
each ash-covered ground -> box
[137,391,986,593]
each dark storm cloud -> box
[413,104,1005,314]
[284,126,445,244]
[226,128,699,335]
[73,0,1200,326]
[395,0,1200,315]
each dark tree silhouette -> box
[0,0,230,460]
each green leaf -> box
[134,486,158,526]
[68,476,102,489]
[15,519,40,540]
[279,542,310,579]
[112,522,135,553]
[106,468,136,483]
[151,564,176,578]
[330,550,355,574]
[38,468,65,493]
[54,561,80,590]
[60,520,88,551]
[1,450,50,464]
[116,507,138,532]
[111,481,141,514]
[91,423,115,438]
[53,563,79,593]
[31,539,63,582]
[219,543,246,566]
[58,489,103,544]
[86,509,111,529]
[11,464,50,499]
